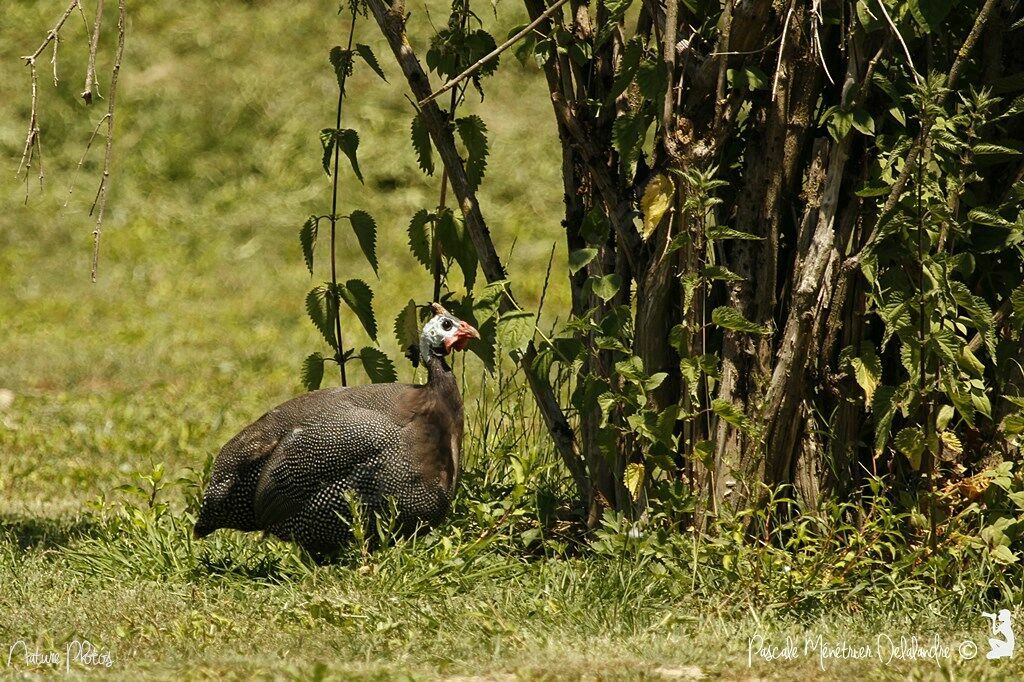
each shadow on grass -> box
[0,514,101,552]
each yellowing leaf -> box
[624,462,645,501]
[640,173,675,240]
[850,347,882,404]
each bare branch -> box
[21,0,81,65]
[770,0,795,102]
[90,0,126,282]
[83,0,104,105]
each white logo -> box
[982,609,1015,660]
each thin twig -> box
[419,0,570,106]
[21,0,80,64]
[63,113,110,209]
[810,0,834,85]
[770,0,795,102]
[83,0,105,104]
[714,0,734,123]
[90,0,125,282]
[661,0,678,142]
[876,0,920,84]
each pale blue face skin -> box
[419,314,466,360]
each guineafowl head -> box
[420,303,480,360]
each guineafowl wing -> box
[251,393,408,529]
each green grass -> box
[1,1,1022,679]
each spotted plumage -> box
[194,304,479,554]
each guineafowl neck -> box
[425,354,462,411]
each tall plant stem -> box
[330,7,358,386]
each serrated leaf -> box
[301,352,325,391]
[335,129,363,183]
[712,306,769,335]
[320,128,336,175]
[636,58,668,102]
[850,346,882,403]
[328,46,352,90]
[894,427,925,470]
[939,431,962,460]
[354,44,387,81]
[408,209,434,270]
[590,274,622,302]
[456,115,489,192]
[300,215,319,275]
[974,143,1023,159]
[712,399,753,433]
[497,310,535,352]
[410,113,434,176]
[706,225,763,240]
[702,265,744,282]
[624,462,645,502]
[873,385,897,454]
[306,286,337,349]
[641,173,674,240]
[394,298,420,351]
[612,108,650,171]
[936,404,955,431]
[569,248,598,275]
[359,346,397,383]
[436,209,477,289]
[338,279,377,341]
[348,210,378,275]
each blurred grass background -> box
[1,0,568,514]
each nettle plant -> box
[306,0,1024,541]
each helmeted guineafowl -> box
[193,303,479,554]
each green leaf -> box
[872,385,897,454]
[319,128,363,182]
[569,248,598,275]
[907,0,953,33]
[319,128,336,176]
[335,129,363,183]
[581,206,610,245]
[702,265,744,282]
[354,44,387,82]
[1012,286,1024,330]
[851,108,875,136]
[328,46,352,90]
[338,279,377,341]
[636,58,668,102]
[410,113,434,176]
[456,115,489,192]
[973,143,1023,159]
[436,208,477,289]
[300,215,318,275]
[497,310,535,352]
[706,225,763,240]
[850,346,882,403]
[894,427,925,470]
[612,108,651,171]
[641,173,675,240]
[394,299,420,353]
[609,37,643,100]
[348,210,378,275]
[407,209,434,271]
[712,306,769,335]
[590,274,622,302]
[306,286,337,349]
[712,399,753,433]
[359,346,397,383]
[727,66,768,91]
[301,352,325,391]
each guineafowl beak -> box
[446,321,480,353]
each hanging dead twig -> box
[90,0,126,282]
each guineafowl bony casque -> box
[194,303,479,554]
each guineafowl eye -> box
[441,319,453,331]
